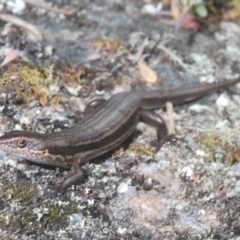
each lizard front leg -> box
[84,99,106,116]
[56,155,85,189]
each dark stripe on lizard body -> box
[0,78,239,188]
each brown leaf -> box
[0,50,19,67]
[137,60,157,83]
[226,9,240,19]
[171,3,180,20]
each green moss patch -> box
[0,62,60,105]
[196,130,240,164]
[0,181,79,234]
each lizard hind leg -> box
[139,109,176,151]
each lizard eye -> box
[16,139,27,148]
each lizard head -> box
[0,131,70,168]
[0,131,44,159]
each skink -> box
[0,78,239,188]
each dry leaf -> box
[0,49,19,67]
[192,172,198,182]
[137,60,157,83]
[0,14,43,41]
[162,0,171,5]
[226,9,240,19]
[171,2,180,20]
[226,0,240,19]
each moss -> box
[0,181,79,233]
[0,209,40,232]
[0,182,39,231]
[47,204,78,227]
[196,131,240,164]
[9,184,33,204]
[0,62,60,106]
[93,37,126,55]
[114,142,154,159]
[0,205,78,233]
[62,65,96,87]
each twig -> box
[24,0,77,16]
[166,101,176,135]
[0,14,43,41]
[157,42,201,75]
